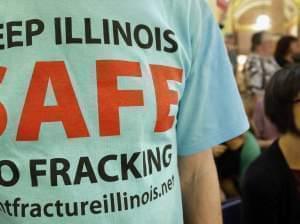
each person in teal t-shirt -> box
[0,0,248,223]
[240,132,261,177]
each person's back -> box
[0,1,249,223]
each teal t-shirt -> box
[0,0,249,223]
[240,132,261,178]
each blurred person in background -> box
[225,34,238,76]
[214,134,260,200]
[242,65,300,224]
[244,31,280,98]
[252,96,279,149]
[244,32,280,149]
[275,36,300,67]
[214,94,261,201]
[214,139,244,200]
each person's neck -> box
[279,133,300,170]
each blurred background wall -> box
[208,0,300,54]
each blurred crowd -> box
[216,31,300,223]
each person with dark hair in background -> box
[275,36,300,67]
[242,65,300,224]
[244,31,280,97]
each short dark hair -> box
[264,65,300,134]
[274,35,298,67]
[251,31,266,52]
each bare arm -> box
[178,150,222,224]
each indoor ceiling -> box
[224,0,300,34]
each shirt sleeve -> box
[176,0,249,156]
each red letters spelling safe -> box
[0,66,7,136]
[0,60,183,141]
